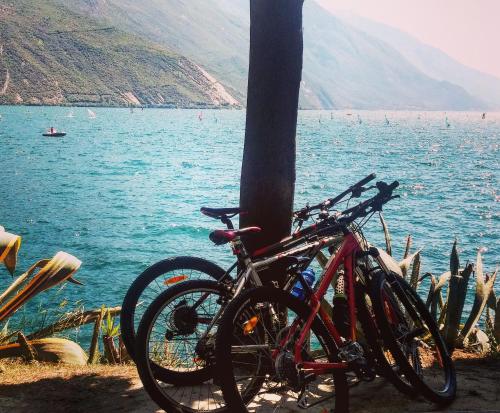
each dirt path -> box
[0,352,499,413]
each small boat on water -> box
[43,127,66,137]
[87,109,96,119]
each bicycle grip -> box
[355,173,377,189]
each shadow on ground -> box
[0,356,499,413]
[0,370,159,413]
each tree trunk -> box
[240,0,304,276]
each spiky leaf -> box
[379,212,392,256]
[425,274,436,310]
[442,263,473,351]
[399,249,422,280]
[403,235,412,259]
[450,239,460,275]
[315,251,329,269]
[460,266,497,345]
[409,252,421,291]
[494,298,500,343]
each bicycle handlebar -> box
[293,179,399,243]
[293,173,377,220]
[339,180,399,223]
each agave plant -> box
[380,216,498,353]
[101,307,121,363]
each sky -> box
[316,0,500,79]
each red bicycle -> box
[215,181,456,412]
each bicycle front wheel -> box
[356,273,415,396]
[215,286,348,413]
[371,271,456,405]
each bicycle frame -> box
[276,230,365,374]
[199,233,344,340]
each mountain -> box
[301,3,484,109]
[1,0,494,109]
[0,0,239,107]
[338,12,500,109]
[68,0,485,110]
[70,0,250,104]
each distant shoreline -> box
[0,103,497,112]
[0,102,243,110]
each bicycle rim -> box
[372,272,456,404]
[121,256,226,361]
[136,280,229,412]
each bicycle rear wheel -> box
[121,256,227,362]
[371,271,456,404]
[215,286,348,413]
[135,279,230,413]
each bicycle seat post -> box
[220,215,234,230]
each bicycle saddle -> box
[200,207,243,219]
[209,227,261,245]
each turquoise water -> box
[0,106,498,342]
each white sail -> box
[87,109,96,119]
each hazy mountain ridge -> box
[69,0,486,110]
[338,12,500,109]
[0,0,239,107]
[302,3,484,109]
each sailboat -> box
[445,117,451,128]
[482,113,486,119]
[66,110,74,118]
[385,115,390,125]
[198,111,203,121]
[357,114,362,124]
[87,109,96,119]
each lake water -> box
[0,106,498,343]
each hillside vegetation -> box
[0,0,239,107]
[70,0,489,109]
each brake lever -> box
[351,185,375,198]
[318,209,329,220]
[294,203,311,221]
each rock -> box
[464,328,491,354]
[0,338,88,365]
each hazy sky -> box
[316,0,500,79]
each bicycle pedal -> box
[338,341,364,362]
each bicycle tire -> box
[355,275,415,396]
[136,279,230,413]
[215,286,349,413]
[121,256,227,362]
[371,271,456,404]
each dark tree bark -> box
[240,0,304,266]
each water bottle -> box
[333,273,349,337]
[291,268,316,301]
